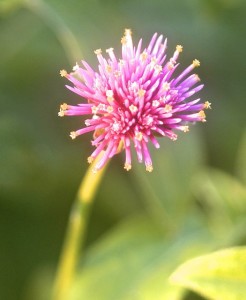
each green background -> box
[1,0,246,299]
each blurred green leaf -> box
[236,130,246,185]
[191,167,246,244]
[170,246,246,300]
[69,214,216,300]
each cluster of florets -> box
[59,29,211,172]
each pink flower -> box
[59,29,211,172]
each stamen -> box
[107,106,114,113]
[58,110,65,117]
[60,69,67,77]
[192,59,200,67]
[60,103,68,111]
[106,90,114,102]
[135,132,143,141]
[176,45,183,52]
[138,89,146,97]
[70,131,78,139]
[182,125,189,132]
[152,100,160,107]
[162,82,170,91]
[198,110,206,122]
[164,104,172,112]
[129,104,138,113]
[87,156,94,164]
[106,48,114,53]
[146,164,153,172]
[124,163,132,171]
[94,49,102,55]
[204,101,212,109]
[140,51,148,61]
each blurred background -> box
[1,0,246,299]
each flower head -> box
[59,29,210,172]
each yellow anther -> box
[152,100,160,107]
[176,45,183,52]
[107,106,114,113]
[124,28,132,36]
[91,106,98,114]
[60,69,67,77]
[106,48,114,53]
[106,64,112,73]
[114,70,121,77]
[146,164,153,172]
[138,89,146,97]
[70,131,78,139]
[163,82,170,91]
[198,110,206,122]
[121,36,127,45]
[204,101,212,109]
[87,156,94,164]
[182,126,189,132]
[192,59,200,67]
[124,163,132,171]
[94,49,102,55]
[140,51,148,61]
[58,110,65,117]
[163,104,172,112]
[106,89,114,102]
[135,132,143,141]
[60,103,68,111]
[129,104,138,113]
[154,65,162,73]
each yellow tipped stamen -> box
[58,110,65,117]
[124,28,132,36]
[182,126,189,132]
[87,156,94,164]
[176,45,183,52]
[91,106,98,114]
[154,65,162,73]
[106,65,112,73]
[204,101,212,109]
[94,49,102,55]
[60,103,68,111]
[163,104,173,112]
[106,106,114,113]
[106,89,114,102]
[135,132,143,141]
[140,51,148,61]
[162,82,170,91]
[106,48,114,53]
[70,131,78,139]
[152,100,160,107]
[129,104,138,113]
[124,163,132,171]
[114,70,121,77]
[146,164,153,172]
[138,89,146,97]
[198,110,206,122]
[192,59,200,67]
[121,36,127,45]
[60,69,67,77]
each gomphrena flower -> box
[59,29,211,172]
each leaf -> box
[170,246,246,300]
[236,130,246,185]
[69,214,216,300]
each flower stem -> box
[52,151,108,300]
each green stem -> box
[52,152,108,300]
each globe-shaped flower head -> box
[59,29,211,172]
